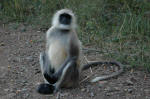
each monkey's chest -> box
[48,41,67,71]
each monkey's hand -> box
[44,73,58,84]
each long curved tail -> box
[82,61,124,83]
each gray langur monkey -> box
[37,9,124,95]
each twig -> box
[90,67,93,74]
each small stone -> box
[81,88,86,92]
[26,56,33,62]
[90,92,94,97]
[22,80,28,83]
[127,88,133,93]
[104,87,111,91]
[8,65,11,68]
[21,88,27,91]
[124,88,133,93]
[106,92,113,96]
[114,87,120,91]
[16,90,21,94]
[0,43,5,46]
[124,79,134,86]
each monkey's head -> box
[52,9,77,30]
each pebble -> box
[26,56,33,62]
[124,88,133,93]
[90,92,94,97]
[0,43,5,46]
[114,87,120,91]
[106,92,113,96]
[22,80,28,84]
[81,88,86,92]
[104,87,111,91]
[8,65,11,68]
[127,88,133,93]
[16,90,21,94]
[21,88,27,91]
[124,79,134,86]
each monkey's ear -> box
[37,83,55,95]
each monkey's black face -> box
[59,13,72,25]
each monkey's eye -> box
[59,13,72,25]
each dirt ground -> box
[0,23,150,99]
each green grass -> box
[0,0,150,71]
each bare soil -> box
[0,23,150,99]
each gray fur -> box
[38,9,80,94]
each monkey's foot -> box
[37,83,55,95]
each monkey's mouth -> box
[58,24,71,30]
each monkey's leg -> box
[54,58,79,92]
[38,55,78,94]
[37,52,56,94]
[54,56,77,80]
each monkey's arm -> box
[40,52,58,84]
